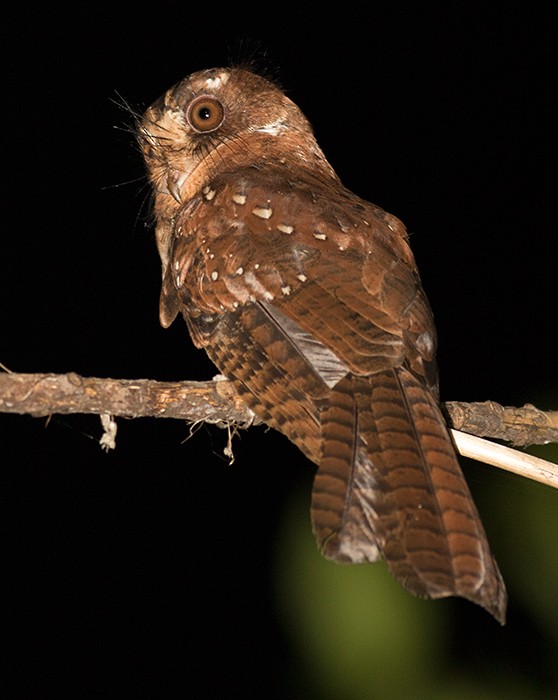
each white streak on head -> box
[204,72,230,89]
[253,119,286,136]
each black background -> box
[2,2,557,698]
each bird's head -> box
[138,67,335,269]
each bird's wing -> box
[162,168,434,379]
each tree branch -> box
[2,371,557,488]
[0,372,258,425]
[444,400,558,447]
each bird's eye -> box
[186,95,225,133]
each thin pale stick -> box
[452,429,558,490]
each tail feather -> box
[311,368,507,623]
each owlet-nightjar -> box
[138,67,507,623]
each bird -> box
[137,66,507,623]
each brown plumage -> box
[138,67,507,622]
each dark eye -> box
[187,95,225,133]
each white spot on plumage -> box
[252,206,273,219]
[211,271,219,281]
[232,194,246,205]
[281,285,291,295]
[232,301,239,309]
[314,232,327,240]
[336,217,350,233]
[244,271,274,302]
[254,264,260,270]
[203,186,216,201]
[277,224,294,234]
[416,331,435,359]
[235,267,244,275]
[297,274,307,282]
[176,275,182,287]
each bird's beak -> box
[162,168,191,203]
